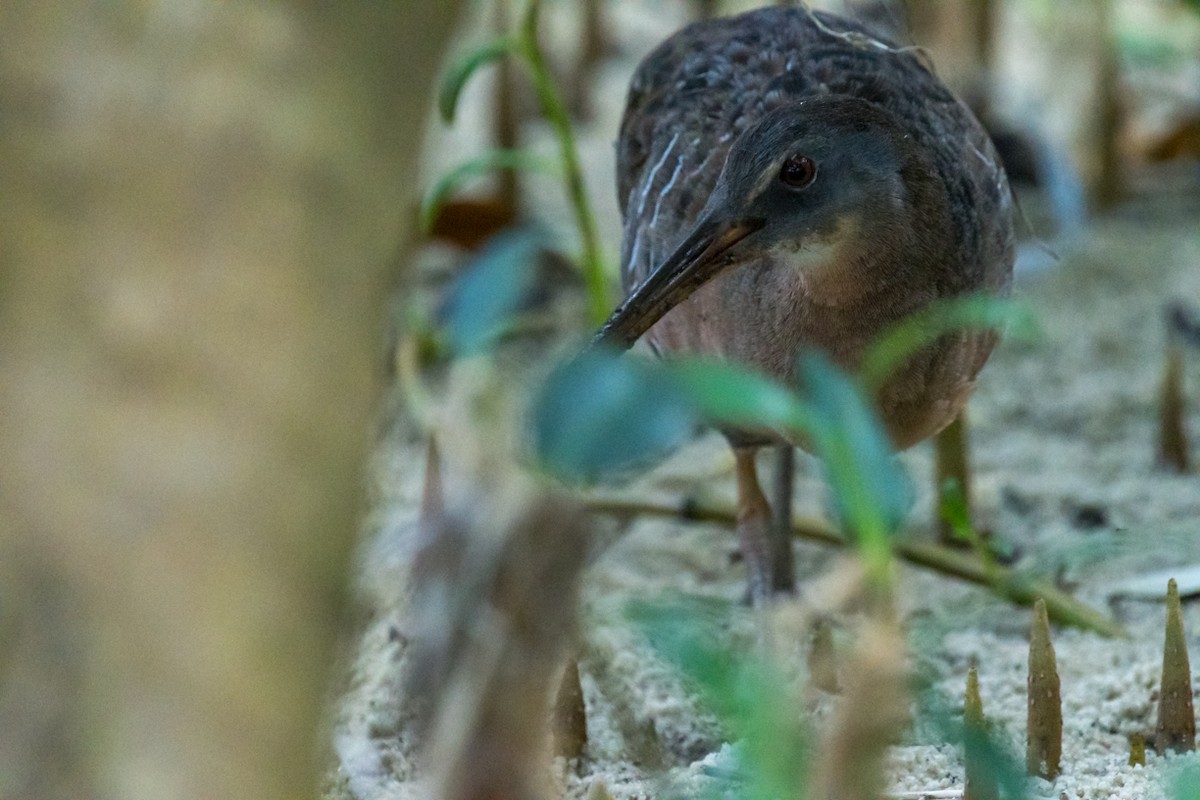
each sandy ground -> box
[326,3,1200,798]
[327,197,1200,800]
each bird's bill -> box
[591,217,764,351]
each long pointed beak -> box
[591,217,764,351]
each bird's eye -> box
[779,155,817,189]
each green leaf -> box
[632,357,908,552]
[438,37,517,124]
[441,229,542,356]
[914,679,1029,800]
[627,599,811,800]
[938,478,973,543]
[531,354,811,484]
[1174,759,1200,800]
[859,296,1038,391]
[625,599,739,714]
[798,353,910,575]
[661,358,813,437]
[962,725,1027,800]
[419,149,558,233]
[531,349,696,482]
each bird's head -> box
[595,95,933,350]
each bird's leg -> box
[934,410,975,545]
[735,447,795,604]
[769,444,797,593]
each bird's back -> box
[618,7,1012,301]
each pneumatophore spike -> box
[1155,578,1195,754]
[1026,599,1062,781]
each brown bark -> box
[0,3,462,798]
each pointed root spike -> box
[965,665,983,727]
[1026,598,1062,780]
[421,434,444,526]
[1155,578,1196,754]
[808,618,840,694]
[1129,732,1146,767]
[552,657,588,759]
[964,664,997,800]
[1157,345,1190,473]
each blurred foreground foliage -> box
[628,599,811,800]
[407,4,1127,793]
[420,236,1059,795]
[423,221,1117,639]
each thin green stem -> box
[859,520,896,594]
[517,0,612,324]
[582,492,1126,638]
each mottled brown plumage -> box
[595,7,1015,600]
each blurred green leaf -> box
[626,599,741,717]
[1117,30,1185,69]
[627,599,810,800]
[534,348,912,567]
[665,353,910,557]
[859,296,1037,391]
[419,149,559,233]
[532,355,814,484]
[914,679,1028,800]
[438,37,517,124]
[938,478,1007,582]
[962,724,1027,800]
[799,353,910,578]
[939,478,973,544]
[441,229,542,356]
[1175,759,1200,799]
[662,358,813,435]
[531,349,696,482]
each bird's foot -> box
[736,489,796,606]
[735,447,797,606]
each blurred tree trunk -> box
[904,0,995,101]
[970,0,998,74]
[1093,0,1125,208]
[495,0,521,212]
[0,3,461,799]
[570,0,610,120]
[694,0,721,20]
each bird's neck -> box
[769,160,958,368]
[794,211,951,314]
[847,154,958,311]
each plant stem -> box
[582,492,1126,637]
[518,0,612,323]
[492,0,520,213]
[935,412,974,544]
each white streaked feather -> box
[650,157,684,230]
[625,133,679,282]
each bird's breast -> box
[642,250,994,452]
[644,249,850,378]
